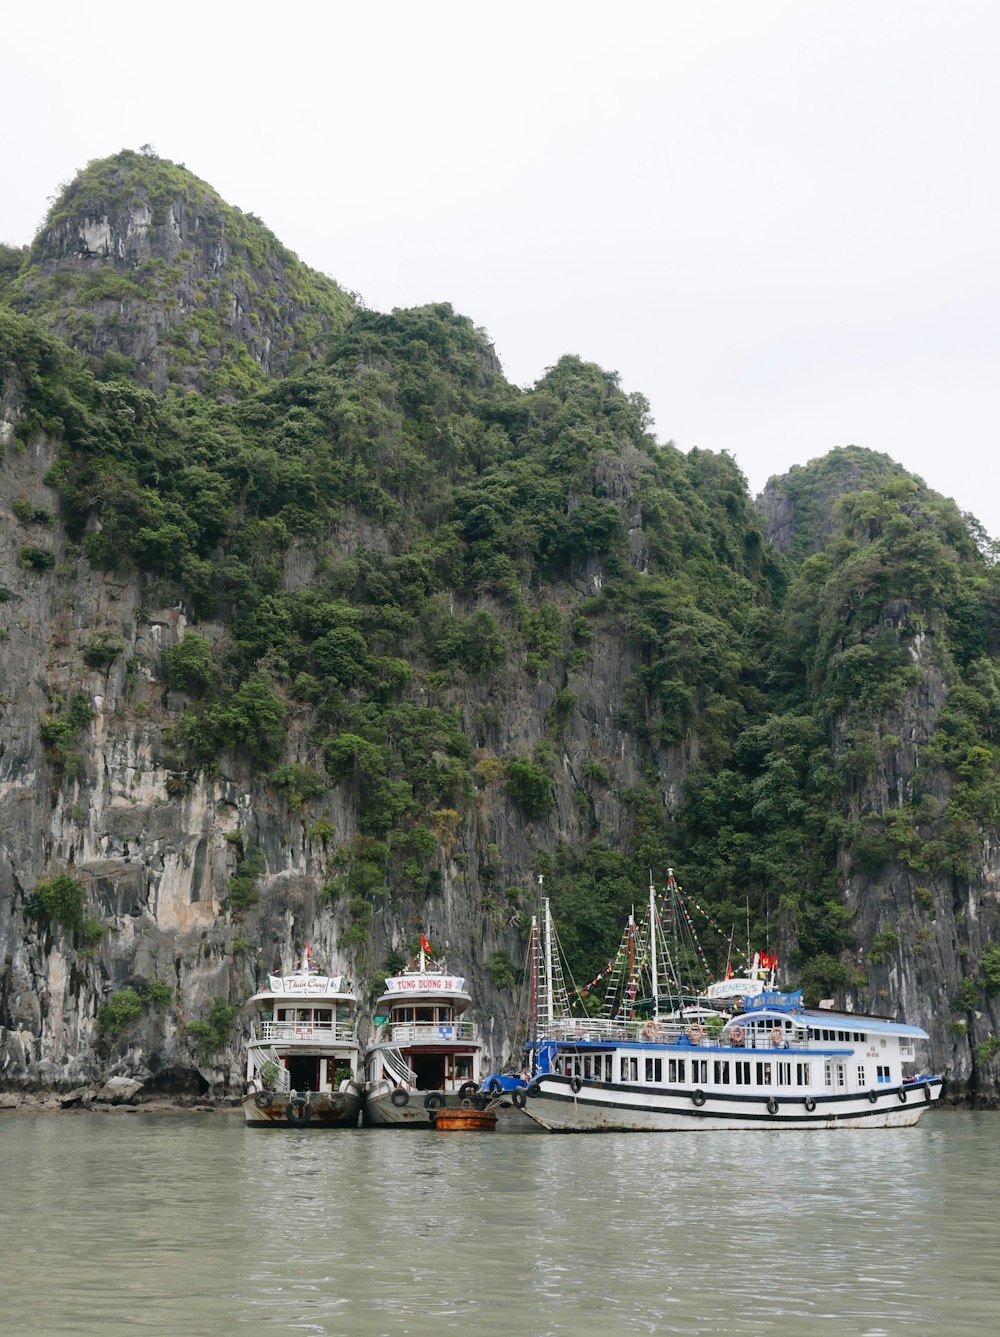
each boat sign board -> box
[742,990,804,1013]
[266,974,343,994]
[384,976,465,993]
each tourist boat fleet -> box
[242,875,943,1131]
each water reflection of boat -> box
[243,953,363,1128]
[363,941,483,1128]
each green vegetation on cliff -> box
[4,152,999,1011]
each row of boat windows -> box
[557,1055,894,1088]
[266,1008,352,1024]
[388,1007,455,1023]
[752,1023,869,1044]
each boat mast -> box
[669,868,681,1006]
[544,907,555,1033]
[649,870,658,1020]
[541,876,554,1032]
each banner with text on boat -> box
[266,975,344,994]
[383,975,466,993]
[741,990,804,1013]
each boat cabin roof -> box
[723,1009,928,1040]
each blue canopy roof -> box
[725,1010,928,1039]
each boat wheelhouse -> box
[243,959,363,1128]
[363,948,483,1127]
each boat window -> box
[857,1065,866,1087]
[854,1032,866,1042]
[776,1062,791,1086]
[714,1060,730,1084]
[734,1061,751,1085]
[315,1009,332,1025]
[455,1057,472,1079]
[296,1009,311,1023]
[756,1061,772,1086]
[691,1059,708,1084]
[416,1007,434,1023]
[796,1062,811,1086]
[620,1056,639,1082]
[645,1058,662,1082]
[277,1008,294,1022]
[824,1062,833,1087]
[836,1063,846,1087]
[877,1064,891,1083]
[584,1057,593,1079]
[668,1059,686,1083]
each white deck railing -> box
[257,1021,357,1044]
[380,1046,418,1087]
[380,1022,478,1045]
[535,1018,815,1048]
[248,1046,291,1093]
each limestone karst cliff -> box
[2,152,999,1107]
[10,149,353,397]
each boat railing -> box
[538,1018,694,1043]
[535,1018,812,1048]
[259,1021,357,1043]
[248,1045,291,1094]
[381,1045,419,1087]
[381,1021,478,1045]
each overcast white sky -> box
[4,1,999,537]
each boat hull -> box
[363,1084,540,1131]
[362,1085,478,1128]
[243,1087,362,1128]
[520,1075,944,1131]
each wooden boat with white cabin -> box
[243,955,363,1128]
[363,942,483,1127]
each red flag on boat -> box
[420,933,432,955]
[726,963,734,979]
[760,951,778,970]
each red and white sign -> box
[384,975,465,993]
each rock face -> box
[2,161,998,1112]
[0,429,657,1100]
[3,423,996,1105]
[756,445,918,555]
[10,150,354,395]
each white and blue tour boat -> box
[518,888,943,1131]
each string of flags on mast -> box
[565,877,771,1006]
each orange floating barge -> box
[430,1101,497,1131]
